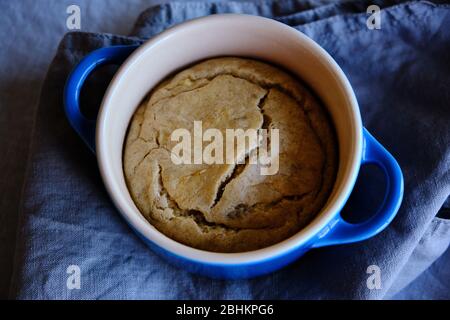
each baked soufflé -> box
[123,57,338,253]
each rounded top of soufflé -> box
[123,57,338,253]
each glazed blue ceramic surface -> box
[64,45,403,279]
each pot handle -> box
[313,128,404,248]
[64,45,139,152]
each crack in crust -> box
[155,163,281,232]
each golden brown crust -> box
[123,57,338,252]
